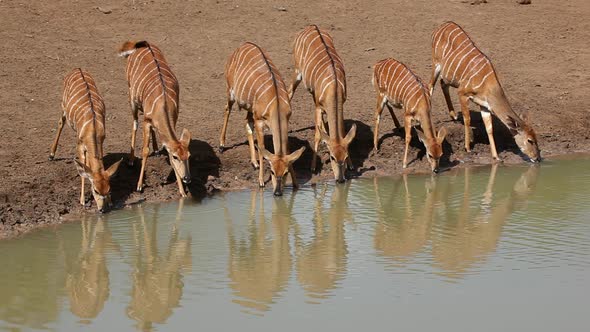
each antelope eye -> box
[527,139,534,144]
[172,155,179,160]
[428,154,433,159]
[330,156,336,161]
[270,170,276,176]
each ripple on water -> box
[1,159,590,330]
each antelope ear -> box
[343,123,357,146]
[415,128,426,143]
[287,147,305,164]
[436,127,447,144]
[318,126,330,143]
[179,129,191,148]
[259,146,274,160]
[74,159,92,179]
[105,158,123,178]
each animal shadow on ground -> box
[459,111,519,158]
[103,152,139,206]
[167,139,221,199]
[346,119,374,176]
[261,135,314,186]
[372,117,459,172]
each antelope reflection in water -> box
[373,165,539,278]
[432,165,539,279]
[373,174,439,263]
[65,215,118,320]
[295,182,351,302]
[225,191,294,314]
[126,200,192,331]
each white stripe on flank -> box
[441,27,461,58]
[261,96,277,117]
[442,38,470,78]
[472,70,493,90]
[451,47,477,81]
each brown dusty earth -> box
[1,0,589,238]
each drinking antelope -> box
[49,68,122,213]
[220,42,304,196]
[119,41,192,197]
[288,25,356,183]
[372,58,447,173]
[429,21,540,162]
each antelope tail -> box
[119,41,149,58]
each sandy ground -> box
[1,0,589,238]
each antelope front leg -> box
[219,98,234,152]
[136,123,151,192]
[49,113,66,160]
[287,70,302,101]
[150,128,160,156]
[386,104,401,129]
[128,103,139,166]
[481,108,501,162]
[246,112,259,169]
[441,80,458,121]
[459,93,473,152]
[311,106,323,172]
[255,120,266,188]
[402,115,412,169]
[373,95,386,151]
[80,152,87,206]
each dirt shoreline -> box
[1,0,589,239]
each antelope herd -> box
[49,22,541,212]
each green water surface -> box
[1,158,589,331]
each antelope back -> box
[120,41,179,122]
[373,58,430,113]
[224,42,290,117]
[431,21,497,92]
[292,25,346,103]
[62,69,105,141]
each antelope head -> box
[319,124,356,183]
[75,158,123,213]
[165,128,192,184]
[416,127,447,173]
[260,147,305,196]
[511,113,541,163]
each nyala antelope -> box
[288,25,356,183]
[429,21,540,162]
[119,41,192,197]
[372,58,447,173]
[50,68,122,213]
[220,42,304,196]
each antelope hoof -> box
[218,145,225,153]
[259,182,265,188]
[450,111,458,121]
[251,162,259,170]
[136,185,144,193]
[48,154,55,161]
[493,157,503,164]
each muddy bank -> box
[1,0,589,239]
